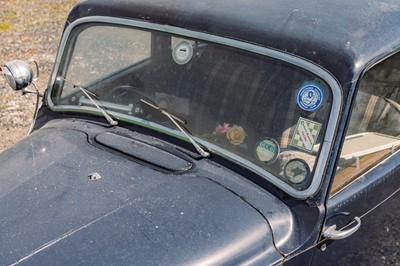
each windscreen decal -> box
[297,82,325,111]
[255,138,280,164]
[290,117,321,152]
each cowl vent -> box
[95,132,192,173]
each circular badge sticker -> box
[284,158,310,185]
[297,84,324,112]
[172,40,193,65]
[256,138,280,164]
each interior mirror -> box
[0,59,39,91]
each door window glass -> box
[331,52,400,195]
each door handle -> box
[322,216,361,240]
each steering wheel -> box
[106,85,148,116]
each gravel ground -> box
[0,0,79,152]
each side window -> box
[331,53,400,195]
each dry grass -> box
[0,0,80,151]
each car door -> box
[312,52,400,265]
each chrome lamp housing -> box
[0,59,39,91]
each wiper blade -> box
[140,97,210,158]
[56,77,118,126]
[140,97,186,124]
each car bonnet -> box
[0,123,284,265]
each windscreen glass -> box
[51,24,333,193]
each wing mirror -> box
[0,59,39,93]
[1,59,42,134]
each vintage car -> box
[0,0,399,265]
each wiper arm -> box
[140,97,210,158]
[56,77,118,126]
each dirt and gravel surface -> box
[0,0,79,152]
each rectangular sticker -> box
[290,117,322,152]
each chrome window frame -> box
[47,16,342,199]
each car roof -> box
[68,0,400,89]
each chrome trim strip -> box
[47,16,342,199]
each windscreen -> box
[51,23,333,193]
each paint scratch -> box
[11,202,130,265]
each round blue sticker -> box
[297,84,324,112]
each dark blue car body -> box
[1,0,399,265]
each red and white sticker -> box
[290,117,321,152]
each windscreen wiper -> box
[140,97,210,158]
[56,77,118,126]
